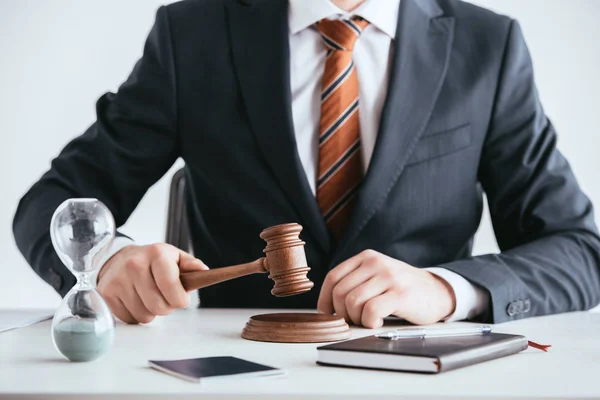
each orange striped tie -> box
[316,17,369,240]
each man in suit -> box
[13,0,600,327]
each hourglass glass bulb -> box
[50,198,115,276]
[50,198,117,362]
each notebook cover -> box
[149,356,283,382]
[317,333,528,373]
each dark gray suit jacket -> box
[13,0,600,323]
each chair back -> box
[165,168,191,252]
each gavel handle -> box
[179,258,268,292]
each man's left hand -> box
[317,250,457,328]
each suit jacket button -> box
[516,300,524,313]
[523,299,531,313]
[507,302,518,316]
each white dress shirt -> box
[96,0,488,322]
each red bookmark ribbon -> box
[528,340,551,352]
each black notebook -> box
[317,333,528,374]
[149,356,287,383]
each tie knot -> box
[317,17,370,52]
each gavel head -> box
[260,223,314,297]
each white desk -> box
[1,307,599,399]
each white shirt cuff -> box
[425,267,489,322]
[93,236,135,285]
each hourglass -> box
[50,198,116,362]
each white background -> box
[0,0,599,309]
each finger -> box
[116,298,137,324]
[151,254,190,309]
[178,251,209,272]
[122,285,155,324]
[134,268,173,316]
[345,276,390,326]
[105,295,136,324]
[361,291,401,329]
[318,251,370,314]
[332,266,377,324]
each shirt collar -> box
[288,0,400,39]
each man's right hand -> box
[97,243,209,324]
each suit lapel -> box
[226,0,331,253]
[335,0,456,258]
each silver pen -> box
[375,325,492,340]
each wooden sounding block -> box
[179,223,313,296]
[242,313,351,343]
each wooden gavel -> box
[179,223,314,297]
